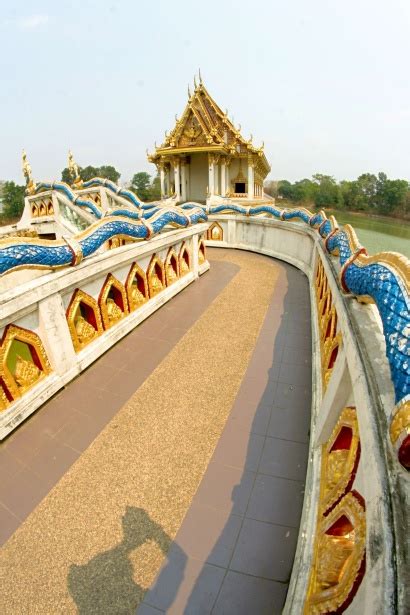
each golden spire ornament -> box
[22,150,36,195]
[68,150,83,188]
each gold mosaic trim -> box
[305,491,366,614]
[320,407,360,515]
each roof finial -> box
[188,84,191,98]
[175,114,179,122]
[199,68,202,84]
[22,149,36,195]
[193,74,197,89]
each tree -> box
[1,181,26,219]
[277,180,294,200]
[61,164,121,184]
[263,180,278,198]
[130,172,151,201]
[356,173,378,210]
[312,174,342,208]
[98,165,121,184]
[149,174,161,200]
[377,177,408,215]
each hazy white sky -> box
[1,0,409,184]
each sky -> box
[0,0,409,185]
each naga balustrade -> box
[203,209,409,614]
[0,223,209,439]
[0,179,408,613]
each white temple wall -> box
[188,153,208,201]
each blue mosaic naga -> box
[0,182,408,431]
[198,201,409,425]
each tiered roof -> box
[148,79,270,173]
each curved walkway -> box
[0,249,311,614]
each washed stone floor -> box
[0,248,311,615]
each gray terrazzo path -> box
[139,251,312,615]
[0,258,239,546]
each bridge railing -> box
[0,223,209,439]
[204,211,409,614]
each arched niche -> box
[126,262,149,311]
[47,200,54,215]
[0,324,52,399]
[305,491,366,613]
[207,222,223,241]
[31,203,39,218]
[179,243,191,276]
[198,237,206,265]
[0,377,13,412]
[320,407,360,515]
[147,254,165,297]
[39,201,47,216]
[323,332,342,390]
[99,273,129,330]
[66,289,104,352]
[165,248,179,286]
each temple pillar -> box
[181,159,187,201]
[214,160,219,195]
[208,154,215,195]
[174,159,181,200]
[225,159,231,196]
[247,158,255,199]
[159,165,165,198]
[221,158,226,196]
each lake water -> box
[323,210,410,258]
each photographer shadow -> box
[68,506,187,614]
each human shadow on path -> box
[68,506,187,614]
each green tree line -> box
[264,173,410,218]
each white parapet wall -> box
[205,214,408,615]
[0,223,209,439]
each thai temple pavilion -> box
[148,75,270,203]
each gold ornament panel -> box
[320,407,360,515]
[0,323,52,403]
[99,274,129,330]
[207,222,223,241]
[165,247,179,286]
[305,491,366,614]
[198,236,206,264]
[126,262,149,311]
[147,254,166,298]
[179,242,191,276]
[66,289,104,352]
[315,259,342,393]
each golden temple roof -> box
[148,78,270,173]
